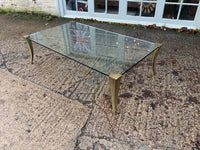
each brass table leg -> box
[109,74,122,113]
[152,43,162,75]
[24,35,34,64]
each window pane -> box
[183,0,199,4]
[95,0,105,12]
[107,0,119,14]
[66,0,76,10]
[165,0,181,2]
[77,0,88,12]
[179,5,197,20]
[163,4,179,19]
[141,3,156,17]
[127,2,140,16]
[66,0,88,11]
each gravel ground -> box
[0,14,200,150]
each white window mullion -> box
[76,0,78,11]
[176,5,182,20]
[88,0,94,14]
[139,0,143,16]
[154,0,165,20]
[105,0,108,14]
[176,0,184,20]
[119,0,127,16]
[194,3,200,28]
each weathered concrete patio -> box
[0,14,199,150]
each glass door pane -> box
[127,0,157,17]
[183,0,199,4]
[127,2,140,16]
[94,0,119,14]
[66,0,76,10]
[165,0,181,2]
[66,0,88,12]
[107,0,119,14]
[95,0,106,12]
[163,4,179,19]
[77,0,88,11]
[179,5,198,20]
[141,2,157,17]
[163,0,199,20]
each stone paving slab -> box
[0,14,200,149]
[0,38,107,106]
[0,69,90,150]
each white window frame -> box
[158,0,200,28]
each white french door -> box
[58,0,200,29]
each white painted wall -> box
[0,0,59,16]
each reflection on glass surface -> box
[141,3,156,17]
[71,23,90,53]
[163,4,179,19]
[95,0,105,12]
[107,0,119,14]
[28,22,157,76]
[179,5,197,20]
[127,2,140,16]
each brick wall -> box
[0,0,59,16]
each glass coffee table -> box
[24,22,162,113]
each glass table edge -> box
[27,37,159,77]
[121,46,158,75]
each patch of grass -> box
[0,8,56,22]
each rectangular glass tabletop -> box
[27,22,158,76]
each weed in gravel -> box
[92,99,96,103]
[45,15,53,21]
[6,9,12,15]
[12,13,21,17]
[0,8,4,13]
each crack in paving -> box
[74,109,93,150]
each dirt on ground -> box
[0,14,200,149]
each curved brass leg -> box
[152,43,162,75]
[109,74,122,114]
[24,35,34,64]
